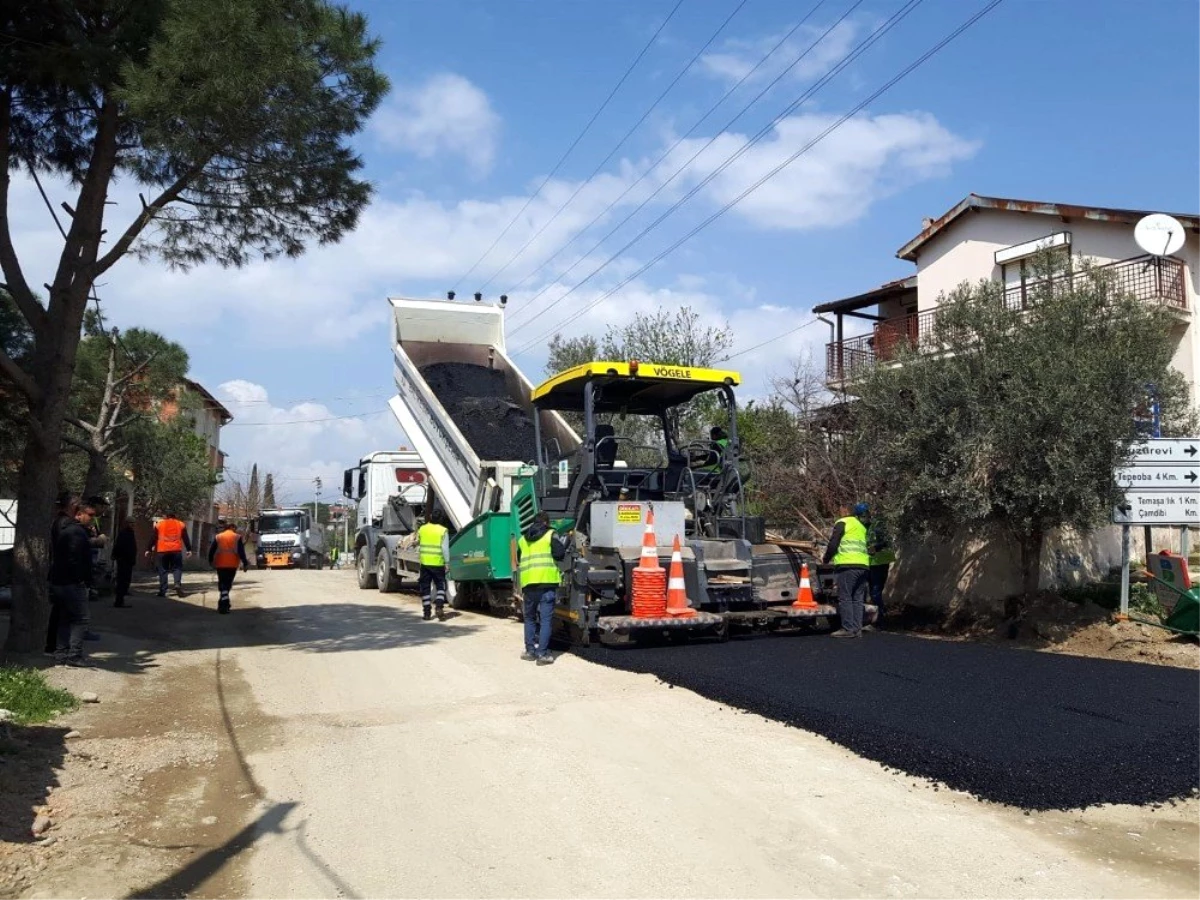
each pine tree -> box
[247,464,261,517]
[263,474,277,509]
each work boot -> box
[520,651,537,662]
[113,600,130,608]
[536,654,555,666]
[175,585,184,598]
[435,605,445,621]
[422,606,432,621]
[830,629,861,639]
[156,591,167,598]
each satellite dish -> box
[1134,214,1185,257]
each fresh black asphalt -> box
[577,633,1199,810]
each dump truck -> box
[353,293,862,643]
[255,507,326,569]
[342,449,431,590]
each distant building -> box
[114,378,232,567]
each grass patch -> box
[0,666,79,725]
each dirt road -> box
[9,568,1199,898]
[220,571,1198,898]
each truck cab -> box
[255,508,326,569]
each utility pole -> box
[312,476,322,528]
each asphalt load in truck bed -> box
[420,362,538,463]
[576,633,1200,810]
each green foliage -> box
[4,0,388,270]
[247,464,261,517]
[124,419,219,519]
[0,666,78,725]
[0,289,34,363]
[544,307,735,446]
[854,252,1195,602]
[263,473,277,508]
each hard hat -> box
[853,502,870,517]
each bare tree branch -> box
[0,344,41,405]
[0,88,47,337]
[94,161,210,275]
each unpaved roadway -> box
[213,570,1197,898]
[12,568,1199,899]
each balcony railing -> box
[826,255,1189,384]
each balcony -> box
[825,255,1189,385]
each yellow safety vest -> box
[418,523,448,567]
[517,531,560,588]
[832,516,869,567]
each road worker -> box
[515,511,566,665]
[145,511,192,597]
[823,502,870,638]
[416,512,451,621]
[706,425,729,472]
[208,519,249,614]
[868,517,896,629]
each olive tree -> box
[854,254,1195,624]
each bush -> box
[0,666,79,724]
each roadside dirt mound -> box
[420,362,538,462]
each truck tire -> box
[313,552,324,571]
[377,548,403,593]
[450,581,470,610]
[356,548,377,590]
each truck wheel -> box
[377,548,402,593]
[356,548,377,590]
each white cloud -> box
[215,380,401,506]
[698,20,863,87]
[665,111,980,230]
[372,73,501,176]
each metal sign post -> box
[1113,437,1200,618]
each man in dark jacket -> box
[514,512,566,664]
[112,519,138,608]
[51,501,97,666]
[44,492,78,655]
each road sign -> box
[1113,490,1200,525]
[1128,439,1199,464]
[1116,465,1199,489]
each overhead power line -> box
[478,0,751,293]
[721,317,821,361]
[504,0,842,325]
[451,0,685,293]
[224,409,390,427]
[514,0,1006,354]
[505,0,877,334]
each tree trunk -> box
[83,447,109,500]
[5,329,83,653]
[1007,526,1045,636]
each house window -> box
[997,233,1072,310]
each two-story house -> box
[818,194,1199,397]
[812,194,1199,605]
[118,378,232,568]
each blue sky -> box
[10,0,1200,504]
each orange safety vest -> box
[156,518,186,553]
[213,530,241,569]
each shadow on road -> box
[0,722,70,848]
[124,801,298,899]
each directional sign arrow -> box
[1188,445,1199,457]
[1189,471,1199,483]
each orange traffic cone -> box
[638,506,660,570]
[631,506,667,618]
[665,535,696,618]
[792,563,817,609]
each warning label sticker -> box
[616,504,641,524]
